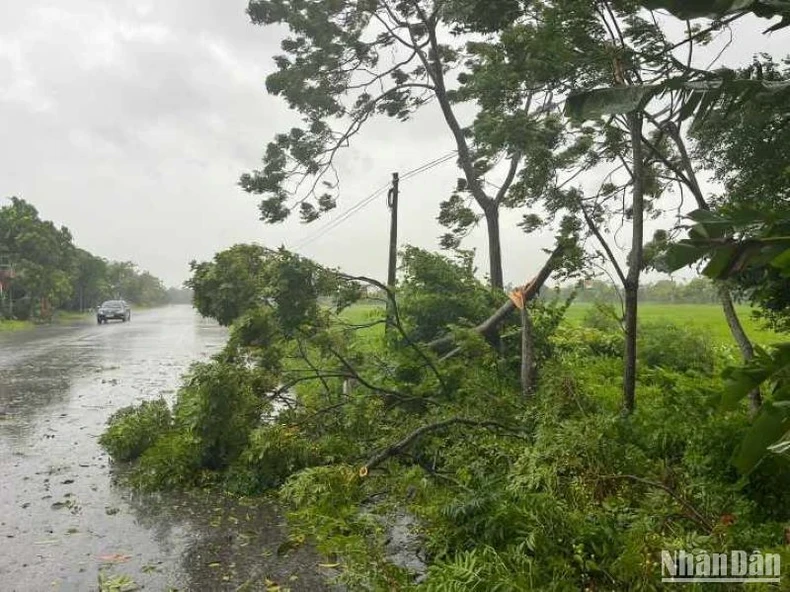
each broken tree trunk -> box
[426,245,564,352]
[520,301,535,398]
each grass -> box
[565,302,781,346]
[0,319,33,333]
[0,310,93,333]
[340,301,386,325]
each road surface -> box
[0,305,330,591]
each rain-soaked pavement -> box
[0,305,331,591]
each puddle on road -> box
[0,307,333,591]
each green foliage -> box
[582,300,621,332]
[103,241,790,590]
[566,75,790,124]
[692,56,790,332]
[397,246,498,342]
[173,361,267,470]
[187,243,270,326]
[132,431,204,490]
[420,352,790,591]
[666,206,790,473]
[99,399,172,462]
[554,324,624,358]
[638,322,716,374]
[225,424,319,494]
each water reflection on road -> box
[0,306,330,591]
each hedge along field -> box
[342,301,781,347]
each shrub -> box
[638,322,715,373]
[225,424,320,494]
[397,246,498,342]
[552,325,624,358]
[173,361,265,470]
[99,398,172,462]
[132,431,204,490]
[582,301,622,333]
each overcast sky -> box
[1,1,786,288]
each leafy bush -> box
[99,398,172,462]
[398,246,499,342]
[552,325,624,358]
[582,301,622,333]
[638,322,716,373]
[173,361,265,470]
[132,431,204,490]
[225,424,320,494]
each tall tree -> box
[240,0,578,289]
[0,198,76,319]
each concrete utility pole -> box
[387,172,399,290]
[386,173,399,335]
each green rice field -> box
[564,302,780,346]
[341,301,782,347]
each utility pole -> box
[386,172,399,333]
[387,172,399,289]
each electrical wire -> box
[292,150,458,250]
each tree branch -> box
[338,273,447,393]
[427,244,566,351]
[363,418,521,471]
[495,151,522,205]
[580,201,626,286]
[599,474,714,533]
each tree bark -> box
[520,302,535,398]
[623,113,646,415]
[410,14,507,290]
[718,285,762,412]
[484,204,504,290]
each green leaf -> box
[724,343,790,401]
[565,78,790,122]
[702,245,737,278]
[664,242,709,271]
[770,247,790,273]
[565,86,658,120]
[733,401,790,474]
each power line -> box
[400,151,457,181]
[292,150,458,250]
[291,183,390,250]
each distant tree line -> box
[0,197,172,321]
[549,277,723,305]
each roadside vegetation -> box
[0,197,179,325]
[100,0,789,589]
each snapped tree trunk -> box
[521,302,535,398]
[426,244,565,352]
[623,113,646,415]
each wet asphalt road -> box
[0,305,330,592]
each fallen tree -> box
[426,244,566,352]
